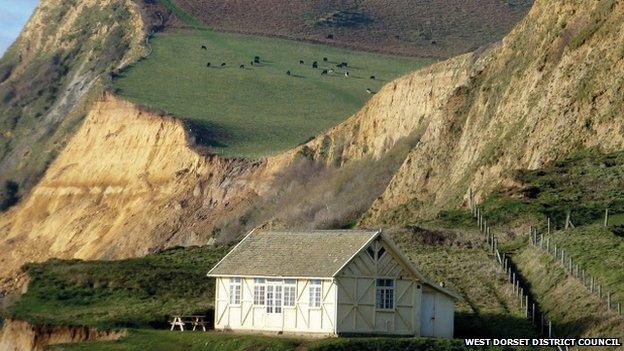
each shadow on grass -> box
[455,312,538,338]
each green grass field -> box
[49,329,527,351]
[113,29,434,157]
[3,245,230,329]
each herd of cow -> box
[200,45,376,94]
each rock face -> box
[0,319,123,351]
[0,93,286,291]
[1,0,624,310]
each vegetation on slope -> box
[166,0,532,58]
[113,29,432,157]
[0,0,141,208]
[514,247,624,339]
[3,245,230,329]
[433,148,624,230]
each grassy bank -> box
[3,245,230,329]
[49,329,530,351]
[114,29,432,157]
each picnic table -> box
[170,315,207,331]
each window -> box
[376,279,394,310]
[366,244,386,261]
[229,277,241,305]
[266,280,283,314]
[253,278,265,305]
[283,279,296,307]
[309,280,321,307]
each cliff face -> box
[0,319,123,351]
[357,0,624,222]
[0,93,286,290]
[0,0,170,206]
[2,0,624,300]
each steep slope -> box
[0,93,282,290]
[0,0,171,208]
[354,0,624,223]
[169,0,532,58]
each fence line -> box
[468,190,554,337]
[530,229,623,318]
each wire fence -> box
[467,188,624,339]
[530,228,623,317]
[468,190,554,337]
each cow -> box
[206,62,211,67]
[254,56,260,63]
[299,60,304,65]
[286,70,291,76]
[366,88,373,94]
[323,57,328,62]
[344,72,349,77]
[201,45,207,50]
[240,64,245,69]
[251,61,254,66]
[370,75,375,80]
[327,34,334,39]
[341,62,348,67]
[321,69,328,75]
[221,63,226,67]
[312,61,318,69]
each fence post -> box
[565,210,571,229]
[512,273,516,292]
[547,217,551,235]
[525,295,529,318]
[549,320,552,338]
[532,303,536,324]
[604,208,609,227]
[541,314,545,335]
[591,277,594,293]
[547,238,550,253]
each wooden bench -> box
[170,315,207,331]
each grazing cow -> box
[254,56,260,63]
[251,61,254,66]
[201,45,207,50]
[286,70,291,76]
[221,63,226,67]
[240,64,245,69]
[327,34,334,39]
[366,88,373,94]
[321,69,328,75]
[329,68,334,74]
[312,61,318,68]
[336,63,343,68]
[206,62,211,67]
[341,62,348,67]
[299,60,304,65]
[344,72,349,77]
[369,75,375,80]
[323,57,328,62]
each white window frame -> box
[229,277,242,305]
[266,279,283,314]
[309,279,322,308]
[253,278,266,306]
[283,279,297,307]
[375,278,394,310]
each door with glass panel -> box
[265,279,283,329]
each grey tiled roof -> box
[208,230,379,277]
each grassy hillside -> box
[3,246,230,329]
[113,29,432,157]
[167,0,532,58]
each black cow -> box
[341,62,348,67]
[240,64,245,69]
[299,60,304,65]
[201,45,207,50]
[326,34,334,39]
[321,69,328,75]
[370,75,376,80]
[254,56,260,63]
[221,63,226,67]
[312,61,318,68]
[251,61,254,66]
[206,62,211,67]
[286,70,291,76]
[323,57,328,62]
